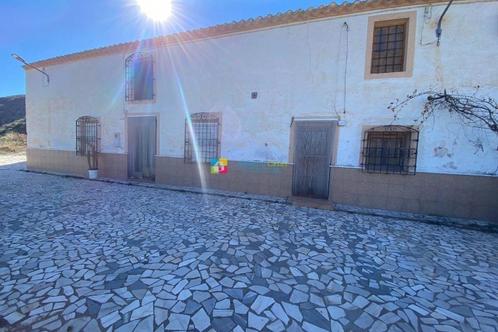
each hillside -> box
[0,95,26,154]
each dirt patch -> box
[0,132,26,155]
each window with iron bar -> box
[125,53,154,102]
[361,125,418,175]
[184,113,221,163]
[76,116,100,156]
[370,20,407,74]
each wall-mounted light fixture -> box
[11,53,50,84]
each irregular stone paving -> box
[0,164,498,331]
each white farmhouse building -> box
[25,0,498,222]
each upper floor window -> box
[184,113,221,163]
[76,116,100,156]
[371,20,407,74]
[365,12,416,79]
[361,125,418,175]
[125,53,154,102]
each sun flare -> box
[136,0,172,22]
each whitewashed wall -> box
[26,0,498,176]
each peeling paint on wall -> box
[433,145,449,158]
[442,161,458,170]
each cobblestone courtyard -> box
[1,159,498,331]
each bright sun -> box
[136,0,172,22]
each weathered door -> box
[128,116,157,180]
[292,121,334,199]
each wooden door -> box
[292,121,334,199]
[127,117,157,180]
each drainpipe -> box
[435,0,454,46]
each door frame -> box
[125,113,160,180]
[290,118,338,199]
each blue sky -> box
[0,0,337,97]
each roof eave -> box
[28,0,453,69]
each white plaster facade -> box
[26,0,498,176]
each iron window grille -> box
[76,116,100,156]
[125,53,154,102]
[184,112,221,163]
[371,20,407,74]
[361,125,418,175]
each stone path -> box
[1,161,498,331]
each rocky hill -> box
[0,95,26,153]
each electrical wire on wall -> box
[333,21,350,117]
[419,5,437,46]
[420,1,455,47]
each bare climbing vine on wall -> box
[388,86,498,135]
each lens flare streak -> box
[167,51,209,196]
